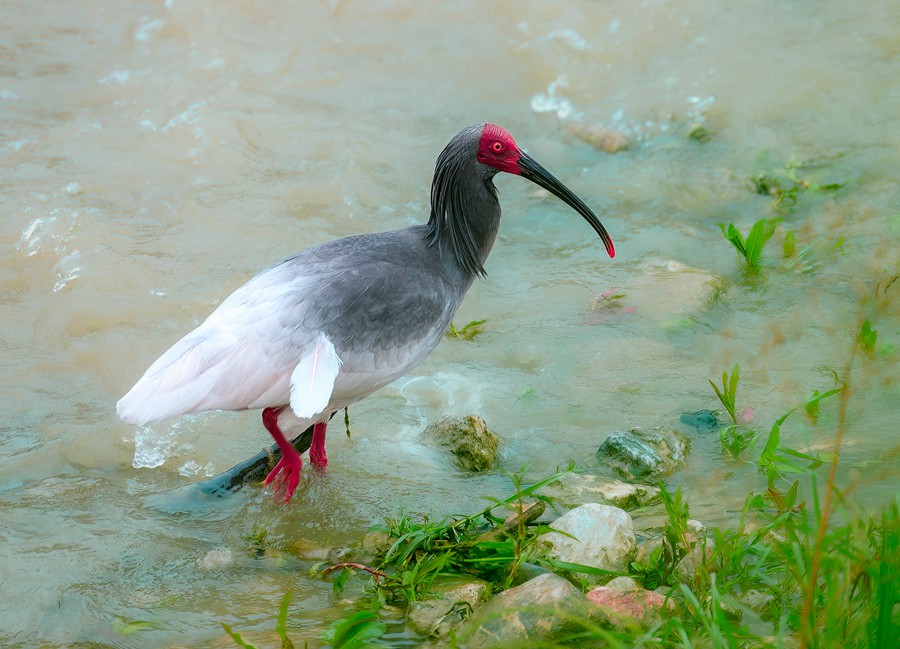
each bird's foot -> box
[263,449,302,503]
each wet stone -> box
[597,426,690,481]
[543,503,636,577]
[456,573,587,648]
[539,473,661,511]
[421,414,499,472]
[679,409,721,434]
[566,122,630,153]
[407,578,491,638]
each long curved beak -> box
[517,151,615,258]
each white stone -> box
[544,503,636,574]
[196,548,233,570]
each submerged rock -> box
[455,573,587,648]
[422,414,499,472]
[597,426,690,481]
[407,578,491,638]
[679,409,721,434]
[566,122,629,153]
[196,547,234,570]
[539,473,661,511]
[543,503,636,576]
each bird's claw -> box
[264,455,302,503]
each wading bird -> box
[117,123,615,502]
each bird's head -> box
[475,123,615,259]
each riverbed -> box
[1,1,898,646]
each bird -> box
[117,123,615,503]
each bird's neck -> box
[424,167,501,279]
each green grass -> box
[223,323,897,648]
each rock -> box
[407,578,491,638]
[621,259,723,325]
[586,585,673,628]
[196,548,233,570]
[740,588,775,618]
[355,530,393,564]
[634,536,665,566]
[507,561,551,586]
[456,573,588,648]
[604,576,639,591]
[539,473,660,511]
[679,409,721,434]
[633,521,713,584]
[543,503,636,576]
[566,122,629,153]
[422,415,499,472]
[597,426,690,481]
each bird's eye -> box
[492,141,504,153]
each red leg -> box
[261,406,302,503]
[309,422,328,470]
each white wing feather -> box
[116,269,312,425]
[289,332,342,418]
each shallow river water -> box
[2,0,898,646]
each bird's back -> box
[117,225,470,425]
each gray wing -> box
[117,228,463,424]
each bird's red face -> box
[476,123,522,175]
[474,122,615,258]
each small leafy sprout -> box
[783,229,796,257]
[244,523,278,558]
[709,364,740,425]
[630,485,692,591]
[446,319,487,340]
[858,319,877,352]
[719,218,779,270]
[709,364,758,457]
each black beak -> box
[518,151,615,258]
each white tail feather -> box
[289,332,342,418]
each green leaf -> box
[746,219,779,267]
[783,229,796,257]
[719,222,747,257]
[276,591,294,649]
[113,618,155,636]
[859,320,878,351]
[221,623,260,649]
[323,610,387,649]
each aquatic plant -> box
[750,154,846,216]
[719,218,779,270]
[446,318,488,340]
[221,591,295,649]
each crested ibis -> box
[117,123,615,502]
